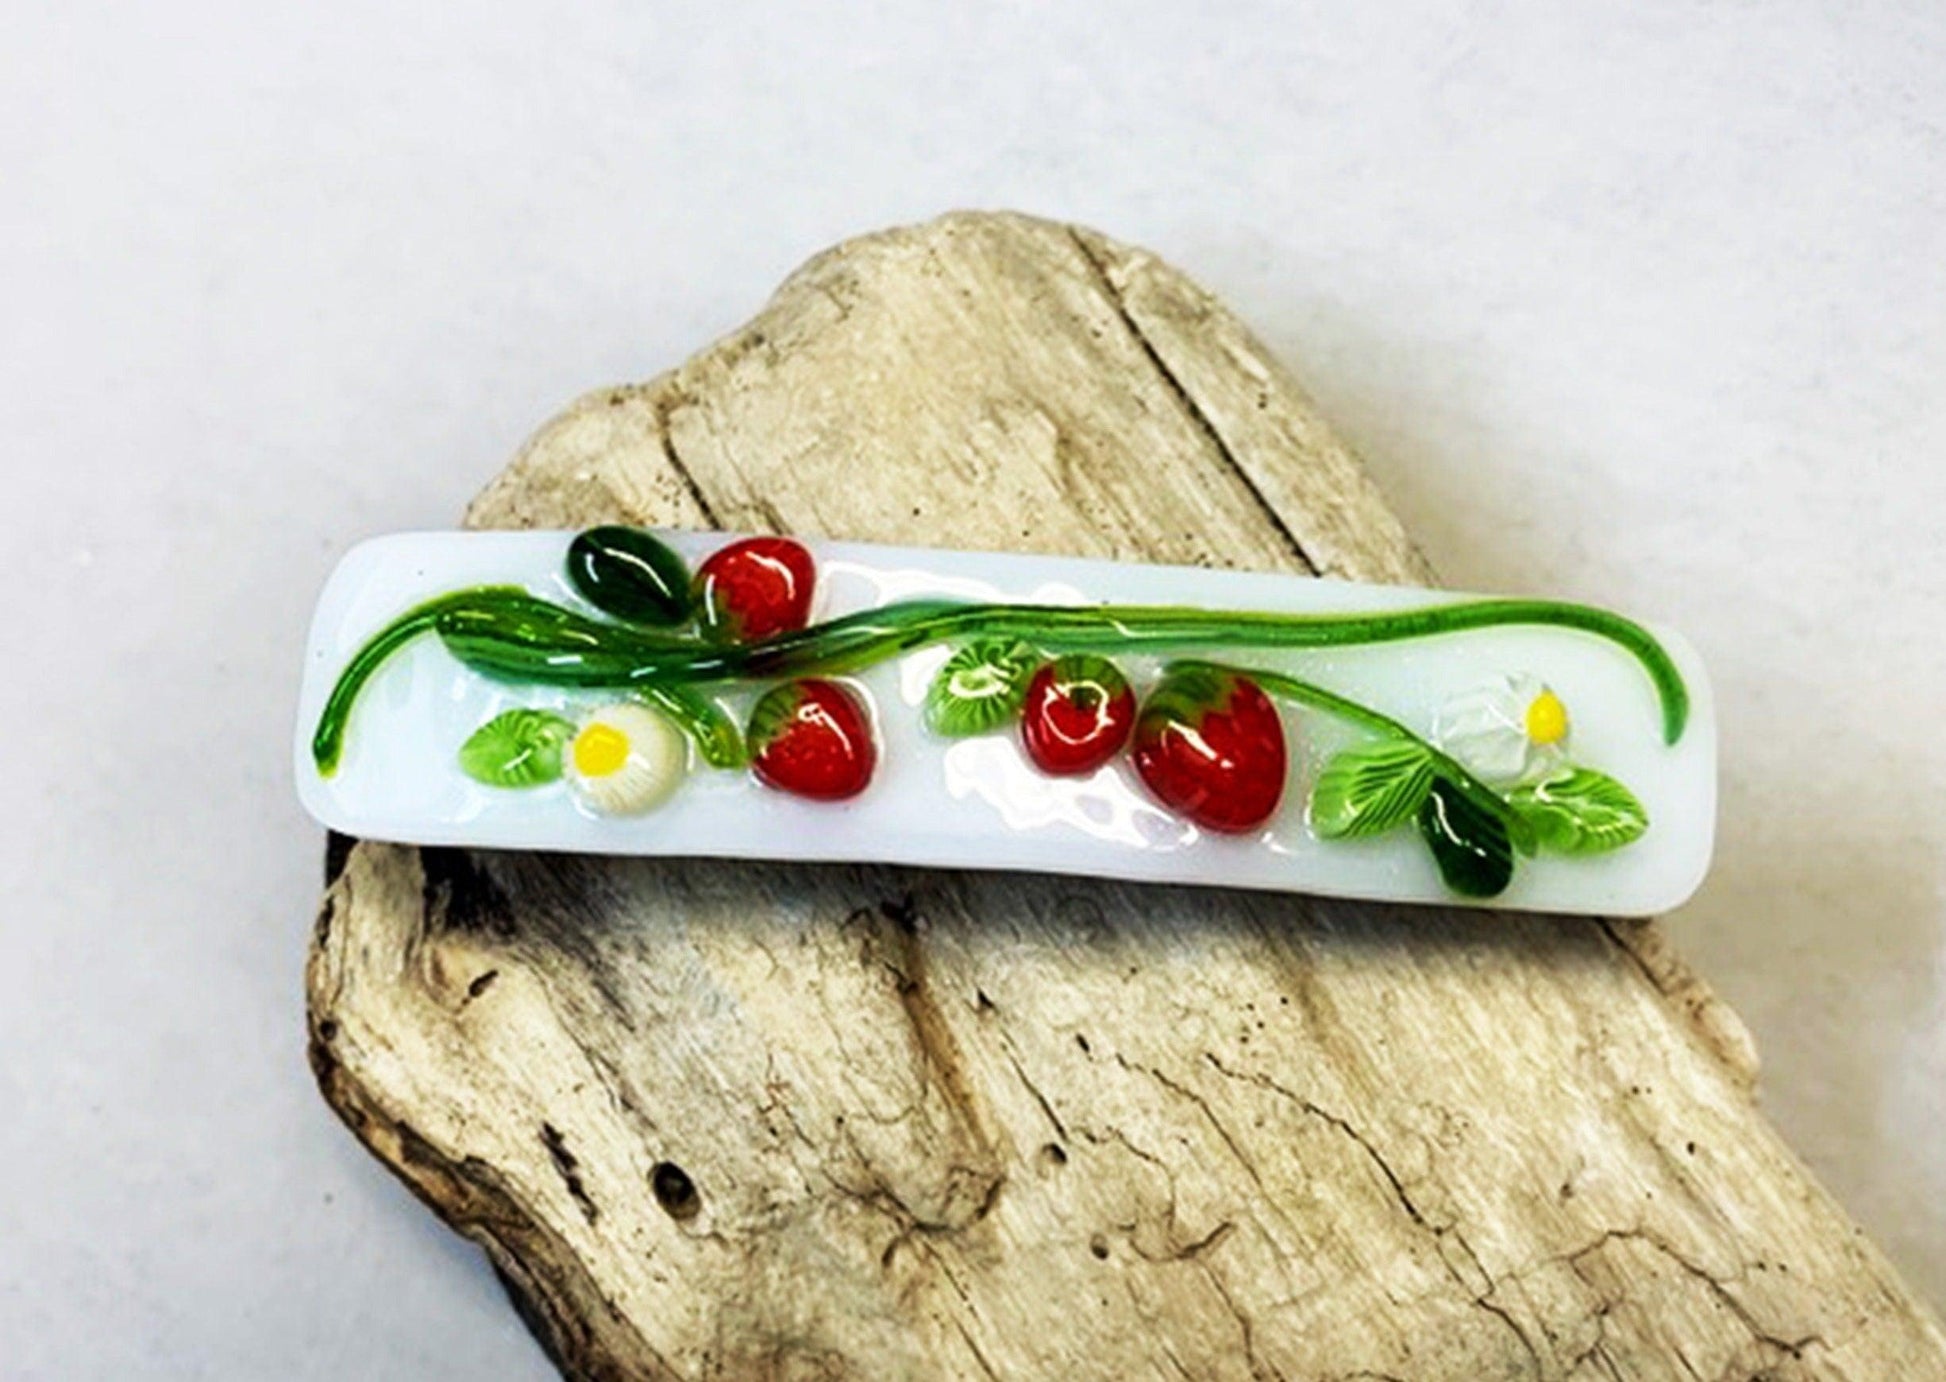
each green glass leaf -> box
[1417,777,1515,897]
[1310,740,1435,839]
[925,639,1039,737]
[566,526,693,627]
[637,684,747,769]
[458,709,575,788]
[1510,768,1649,855]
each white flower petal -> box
[1433,676,1557,786]
[1438,725,1531,784]
[567,702,688,815]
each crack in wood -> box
[652,387,721,529]
[541,1122,600,1227]
[1564,1226,1828,1365]
[1199,1051,1551,1374]
[1066,226,1317,576]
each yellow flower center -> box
[1524,689,1569,746]
[573,722,632,777]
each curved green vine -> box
[309,587,523,776]
[313,585,1688,776]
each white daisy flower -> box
[566,702,687,814]
[1431,675,1570,786]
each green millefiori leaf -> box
[458,709,575,788]
[1309,739,1435,839]
[1510,767,1649,855]
[1417,776,1515,897]
[637,684,746,769]
[925,639,1039,737]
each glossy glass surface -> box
[295,529,1718,915]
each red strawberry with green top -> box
[748,679,876,800]
[1131,666,1288,833]
[1020,654,1135,776]
[695,537,816,644]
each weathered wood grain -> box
[308,211,1946,1380]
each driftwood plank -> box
[308,211,1946,1380]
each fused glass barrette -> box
[295,528,1714,916]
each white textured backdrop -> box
[3,3,1941,1375]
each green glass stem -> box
[635,684,747,769]
[309,587,528,776]
[314,586,1689,776]
[435,594,1687,733]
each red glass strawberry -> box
[748,679,876,800]
[1019,654,1135,776]
[695,537,817,644]
[1131,666,1288,833]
